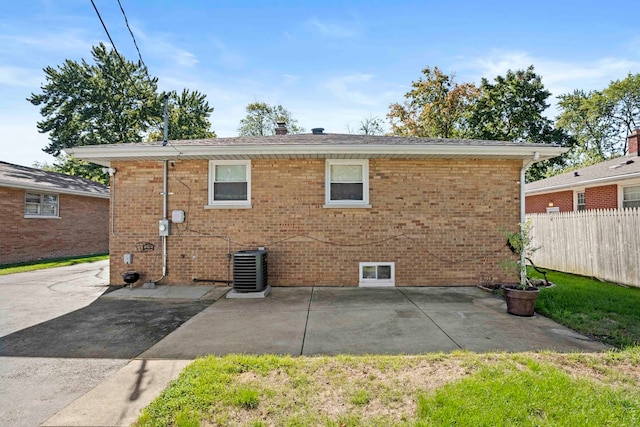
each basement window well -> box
[359,262,395,287]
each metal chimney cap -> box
[311,127,325,135]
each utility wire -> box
[116,0,147,70]
[89,0,148,100]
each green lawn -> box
[529,268,640,348]
[135,269,640,426]
[135,350,640,427]
[0,254,109,276]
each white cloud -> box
[305,18,359,39]
[0,67,42,87]
[0,30,96,57]
[132,26,199,68]
[323,73,380,106]
[0,115,55,167]
[458,49,640,97]
[453,49,640,118]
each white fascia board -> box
[0,180,110,199]
[67,143,567,162]
[525,171,640,195]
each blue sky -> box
[1,0,639,167]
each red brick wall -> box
[108,158,521,287]
[0,187,109,265]
[526,191,573,213]
[585,185,617,210]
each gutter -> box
[525,171,640,195]
[66,143,568,165]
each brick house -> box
[68,131,565,287]
[0,161,109,265]
[526,129,640,213]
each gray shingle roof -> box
[0,161,109,198]
[67,133,568,166]
[526,154,640,194]
[142,133,559,147]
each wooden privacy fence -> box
[527,208,640,288]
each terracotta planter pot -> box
[502,285,539,317]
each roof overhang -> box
[66,143,568,167]
[0,179,110,199]
[525,171,640,195]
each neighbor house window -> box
[25,192,58,217]
[359,262,395,287]
[577,192,586,211]
[623,185,640,208]
[207,160,251,208]
[325,159,369,207]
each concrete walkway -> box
[44,285,608,427]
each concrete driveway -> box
[0,261,124,427]
[0,261,218,427]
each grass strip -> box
[0,253,109,275]
[529,268,640,348]
[135,350,640,427]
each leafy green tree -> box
[556,90,617,166]
[466,66,573,181]
[237,101,305,136]
[28,43,217,182]
[28,43,159,155]
[604,73,640,153]
[149,89,216,141]
[388,66,479,138]
[556,73,640,168]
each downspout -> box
[520,151,539,287]
[161,160,168,280]
[154,95,170,284]
[162,94,169,279]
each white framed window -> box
[546,206,560,214]
[324,159,370,208]
[359,262,395,287]
[622,184,640,208]
[207,160,251,208]
[576,191,586,211]
[25,192,59,218]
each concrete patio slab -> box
[303,307,459,355]
[140,304,310,358]
[206,286,313,312]
[135,285,607,359]
[311,287,415,311]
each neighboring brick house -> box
[67,131,565,287]
[526,129,640,213]
[0,162,109,265]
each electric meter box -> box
[158,219,170,236]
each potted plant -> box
[500,221,540,316]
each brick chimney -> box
[275,122,288,135]
[628,128,640,155]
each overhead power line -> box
[116,0,149,72]
[89,0,146,99]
